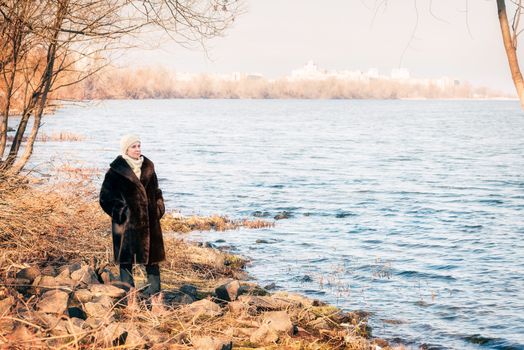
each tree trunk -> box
[10,1,65,174]
[497,0,524,108]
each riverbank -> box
[0,172,399,349]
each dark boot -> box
[119,264,135,288]
[146,264,161,295]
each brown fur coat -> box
[99,155,165,264]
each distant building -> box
[366,68,379,79]
[290,60,327,81]
[391,68,410,80]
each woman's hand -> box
[156,189,165,219]
[113,204,128,224]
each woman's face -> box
[127,141,141,159]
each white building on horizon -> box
[289,60,327,81]
[391,68,410,80]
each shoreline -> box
[0,233,394,349]
[0,174,399,349]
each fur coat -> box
[99,155,165,264]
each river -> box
[27,99,524,349]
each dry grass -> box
[6,131,86,144]
[0,171,397,349]
[161,213,274,233]
[37,132,86,142]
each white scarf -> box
[122,154,144,180]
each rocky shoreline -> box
[0,239,395,349]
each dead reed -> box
[37,132,86,142]
[161,213,274,233]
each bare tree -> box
[0,0,241,174]
[497,0,524,108]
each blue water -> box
[27,99,524,349]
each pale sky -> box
[121,0,516,94]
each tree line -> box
[54,66,506,100]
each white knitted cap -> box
[120,134,140,156]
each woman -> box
[99,134,166,296]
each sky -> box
[121,0,517,94]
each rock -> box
[299,275,313,282]
[36,290,69,314]
[67,307,87,320]
[85,317,104,329]
[228,300,246,315]
[100,322,127,346]
[84,301,114,319]
[150,293,168,317]
[164,291,194,305]
[92,295,113,309]
[71,266,99,285]
[228,327,257,337]
[41,266,56,276]
[250,324,278,345]
[67,262,82,274]
[274,211,291,220]
[89,284,126,298]
[180,284,198,298]
[192,336,232,350]
[109,280,132,292]
[35,275,74,290]
[73,289,94,303]
[122,325,145,347]
[255,239,269,244]
[62,317,85,335]
[237,295,281,312]
[272,291,315,308]
[0,296,15,315]
[185,299,222,318]
[178,294,195,305]
[16,267,40,283]
[34,312,61,329]
[100,269,117,284]
[215,280,241,302]
[56,268,71,280]
[239,282,269,296]
[308,317,330,330]
[186,245,225,269]
[263,311,294,334]
[264,282,277,290]
[5,325,44,347]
